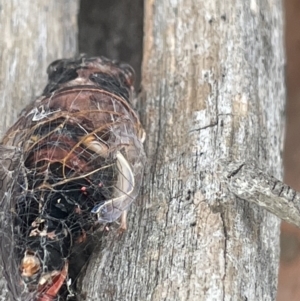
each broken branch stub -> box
[220,161,300,228]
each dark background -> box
[78,0,143,89]
[78,1,300,299]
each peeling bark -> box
[79,0,285,301]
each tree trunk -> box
[0,1,286,300]
[79,0,285,300]
[0,1,78,298]
[0,1,78,136]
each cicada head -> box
[44,55,136,101]
[0,55,146,300]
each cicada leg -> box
[37,262,68,301]
[119,210,127,232]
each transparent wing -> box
[0,145,30,300]
[0,145,21,200]
[0,56,146,301]
[91,147,145,223]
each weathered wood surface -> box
[0,1,78,299]
[0,1,78,137]
[79,0,285,301]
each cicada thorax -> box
[0,56,146,300]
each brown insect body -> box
[0,56,146,300]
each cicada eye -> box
[46,59,62,75]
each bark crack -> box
[226,163,245,178]
[220,209,228,301]
[189,120,218,132]
[189,114,232,133]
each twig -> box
[220,161,300,228]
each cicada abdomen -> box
[0,56,146,301]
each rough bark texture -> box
[0,0,78,299]
[79,1,285,301]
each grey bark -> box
[0,0,78,299]
[0,1,78,136]
[79,1,286,301]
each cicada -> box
[0,56,146,301]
